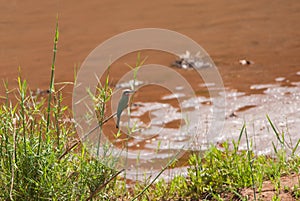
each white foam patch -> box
[128,84,300,156]
[275,77,285,82]
[123,84,300,181]
[161,93,186,100]
[250,84,279,90]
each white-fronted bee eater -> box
[116,89,135,128]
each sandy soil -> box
[241,173,300,201]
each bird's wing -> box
[116,96,129,128]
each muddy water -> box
[1,1,300,179]
[1,1,300,93]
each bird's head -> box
[122,89,135,96]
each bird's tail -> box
[116,116,120,129]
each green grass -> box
[149,138,299,201]
[0,80,299,200]
[0,20,299,201]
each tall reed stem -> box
[46,19,59,134]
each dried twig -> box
[86,169,124,201]
[58,112,117,160]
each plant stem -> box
[131,150,181,201]
[46,18,59,134]
[245,126,257,201]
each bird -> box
[116,89,135,128]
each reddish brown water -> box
[1,0,300,98]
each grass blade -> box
[245,127,257,201]
[266,115,284,146]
